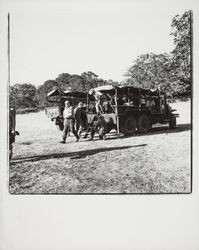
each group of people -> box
[60,101,85,143]
[89,89,115,114]
[60,100,116,144]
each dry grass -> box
[9,101,191,194]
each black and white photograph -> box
[1,1,199,250]
[7,1,192,194]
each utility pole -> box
[8,13,10,86]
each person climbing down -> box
[89,115,117,140]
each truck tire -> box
[137,114,151,133]
[169,116,176,129]
[120,116,137,136]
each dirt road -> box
[9,100,191,194]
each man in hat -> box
[60,100,79,143]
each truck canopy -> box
[97,85,160,97]
[47,89,95,100]
[47,86,161,100]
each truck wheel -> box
[137,114,151,133]
[169,116,176,129]
[120,116,137,135]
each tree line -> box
[124,10,191,99]
[9,10,191,110]
[9,72,118,110]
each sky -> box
[2,0,192,86]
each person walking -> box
[60,100,79,143]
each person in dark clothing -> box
[9,108,20,160]
[89,115,117,140]
[74,102,87,137]
[90,115,107,140]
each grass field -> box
[9,100,191,194]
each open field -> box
[9,100,191,194]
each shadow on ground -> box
[133,123,191,137]
[11,124,190,164]
[104,123,191,140]
[11,144,147,164]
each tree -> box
[10,72,117,110]
[55,73,85,92]
[69,74,85,92]
[123,11,192,99]
[124,53,174,94]
[55,73,71,91]
[170,10,192,96]
[105,79,119,87]
[9,83,37,109]
[36,80,58,108]
[9,86,18,108]
[81,71,100,90]
[81,71,98,81]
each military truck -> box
[93,85,179,135]
[46,85,179,136]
